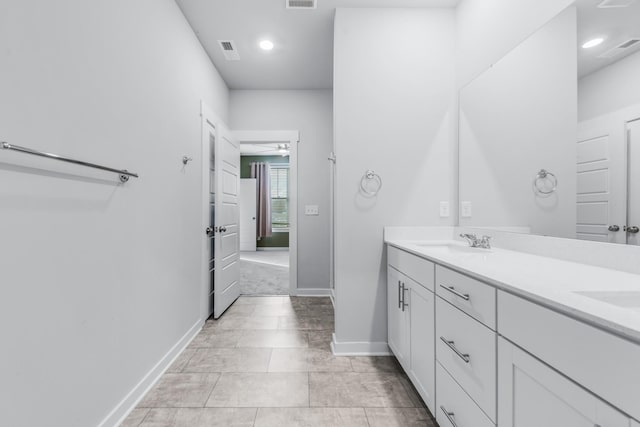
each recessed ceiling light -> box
[259,40,274,51]
[582,38,604,49]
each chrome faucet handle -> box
[460,233,479,246]
[479,235,492,249]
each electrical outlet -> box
[460,201,472,218]
[304,205,319,216]
[439,201,450,218]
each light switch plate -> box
[439,201,450,218]
[305,205,319,216]
[460,201,472,218]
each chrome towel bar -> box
[1,142,139,183]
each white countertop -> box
[385,238,640,345]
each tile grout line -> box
[363,407,372,427]
[202,371,223,408]
[252,407,259,427]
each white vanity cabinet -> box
[387,246,435,413]
[386,241,640,427]
[498,336,630,427]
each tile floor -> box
[121,296,436,427]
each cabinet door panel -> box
[388,266,403,362]
[498,337,629,427]
[409,283,435,413]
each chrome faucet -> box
[460,233,492,249]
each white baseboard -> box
[330,333,392,356]
[293,288,332,297]
[99,318,204,427]
[329,288,335,307]
[256,247,289,251]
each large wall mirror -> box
[459,0,640,246]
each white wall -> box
[579,49,640,122]
[0,1,228,426]
[333,8,456,351]
[458,8,578,238]
[229,90,333,289]
[456,0,574,87]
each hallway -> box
[121,297,434,427]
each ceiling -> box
[175,0,460,89]
[577,0,640,78]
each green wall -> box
[240,155,290,248]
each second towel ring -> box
[533,169,557,196]
[360,170,382,196]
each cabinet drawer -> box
[388,245,434,291]
[436,266,496,329]
[436,362,495,427]
[436,297,497,422]
[498,291,640,421]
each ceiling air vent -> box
[597,0,636,8]
[598,38,640,58]
[286,0,317,9]
[218,40,240,61]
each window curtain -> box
[250,162,272,239]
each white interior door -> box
[214,124,241,318]
[576,120,626,243]
[240,178,257,251]
[627,119,640,245]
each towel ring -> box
[360,170,382,196]
[533,169,557,196]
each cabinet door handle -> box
[401,283,408,311]
[440,406,458,427]
[440,336,470,363]
[398,280,402,309]
[439,284,470,301]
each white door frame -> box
[234,130,300,295]
[199,101,226,320]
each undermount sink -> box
[574,291,640,312]
[410,241,492,254]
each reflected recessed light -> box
[259,40,274,51]
[582,38,604,49]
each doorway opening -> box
[235,130,300,296]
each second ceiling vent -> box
[286,0,317,9]
[598,38,640,58]
[597,0,637,7]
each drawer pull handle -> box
[440,285,470,301]
[440,406,458,427]
[440,336,470,363]
[398,280,402,309]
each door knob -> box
[625,226,640,234]
[219,226,227,233]
[608,225,620,232]
[205,226,215,236]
